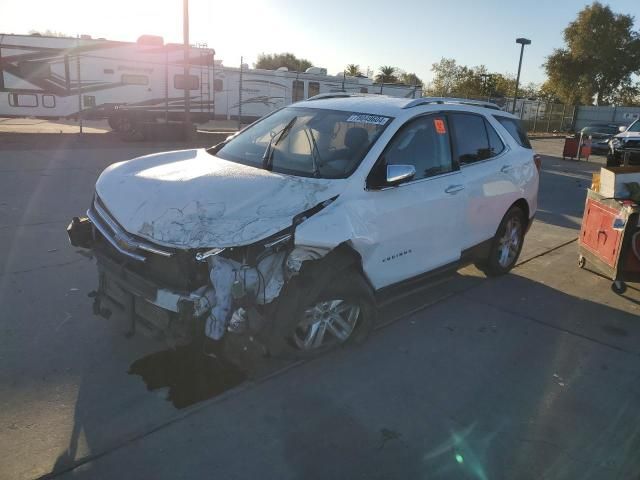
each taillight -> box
[533,154,542,173]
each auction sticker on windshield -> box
[346,114,390,125]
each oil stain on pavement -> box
[129,345,247,409]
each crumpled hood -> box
[95,149,346,249]
[615,131,640,140]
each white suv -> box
[68,94,540,357]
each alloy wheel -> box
[293,299,360,351]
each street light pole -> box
[512,37,531,114]
[183,0,192,139]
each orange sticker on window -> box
[434,118,446,134]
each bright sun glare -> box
[3,0,279,67]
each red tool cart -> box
[563,136,579,160]
[578,189,640,294]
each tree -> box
[375,66,398,83]
[426,58,539,100]
[428,58,465,96]
[345,64,363,76]
[543,2,640,105]
[28,29,69,37]
[255,53,313,72]
[398,71,424,87]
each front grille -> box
[91,197,209,291]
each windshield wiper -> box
[262,116,297,171]
[303,127,322,178]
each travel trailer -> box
[0,33,422,133]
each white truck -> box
[0,33,422,134]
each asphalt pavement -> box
[1,135,639,480]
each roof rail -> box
[306,92,357,101]
[403,97,502,111]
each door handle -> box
[500,164,513,173]
[445,184,465,194]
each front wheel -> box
[267,269,376,359]
[478,206,526,276]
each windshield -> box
[627,120,640,132]
[213,107,391,179]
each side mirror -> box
[386,164,415,186]
[619,126,627,133]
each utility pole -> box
[183,0,192,139]
[76,35,83,134]
[238,56,243,130]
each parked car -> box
[67,94,540,357]
[607,119,640,166]
[580,123,625,154]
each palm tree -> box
[345,64,362,76]
[375,66,398,84]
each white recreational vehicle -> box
[0,33,215,133]
[0,33,422,133]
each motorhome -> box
[0,33,423,133]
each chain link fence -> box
[435,94,577,134]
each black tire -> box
[266,268,376,359]
[107,115,119,132]
[606,153,619,168]
[478,206,526,277]
[110,113,141,140]
[611,281,627,295]
[578,255,586,269]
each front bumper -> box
[67,216,212,344]
[609,141,640,166]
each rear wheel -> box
[109,112,139,138]
[478,206,526,276]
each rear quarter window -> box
[494,116,532,149]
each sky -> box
[1,0,639,86]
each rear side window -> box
[486,121,505,156]
[450,113,493,164]
[494,116,532,149]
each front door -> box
[362,113,466,290]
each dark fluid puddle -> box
[601,325,629,337]
[129,345,247,409]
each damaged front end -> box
[67,195,336,347]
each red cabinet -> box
[578,190,640,292]
[580,198,623,267]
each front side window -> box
[214,107,391,179]
[382,114,454,180]
[450,113,493,164]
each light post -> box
[512,37,531,114]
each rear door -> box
[362,113,466,289]
[449,112,520,250]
